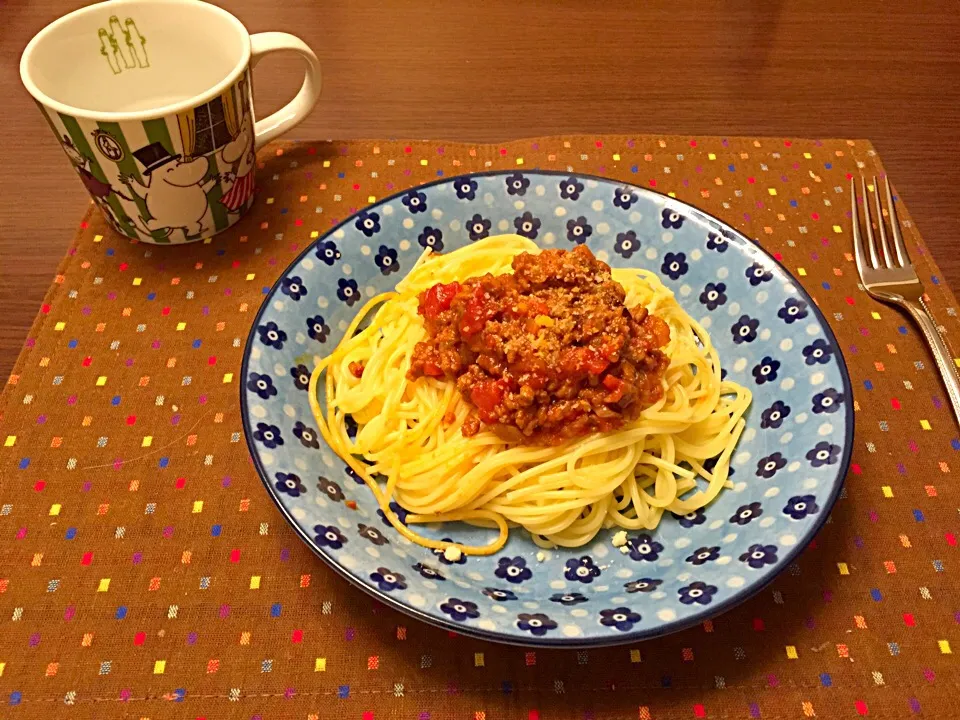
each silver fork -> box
[852,176,960,428]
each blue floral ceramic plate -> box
[241,171,853,647]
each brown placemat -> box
[1,136,958,719]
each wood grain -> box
[2,0,959,377]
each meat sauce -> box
[407,245,671,445]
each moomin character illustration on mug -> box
[218,111,256,215]
[117,84,256,241]
[60,135,136,235]
[119,142,224,240]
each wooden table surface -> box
[2,0,959,377]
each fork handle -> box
[903,299,960,429]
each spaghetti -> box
[309,235,751,556]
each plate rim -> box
[240,168,854,647]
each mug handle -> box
[249,32,322,151]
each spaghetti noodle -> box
[309,235,751,556]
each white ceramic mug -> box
[20,0,321,244]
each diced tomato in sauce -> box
[642,314,671,348]
[528,299,550,316]
[460,288,493,336]
[602,374,623,391]
[469,380,504,420]
[584,349,610,375]
[421,361,444,377]
[602,374,625,402]
[420,281,462,320]
[558,347,609,377]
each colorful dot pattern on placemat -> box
[0,136,958,719]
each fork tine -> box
[873,175,894,267]
[861,176,880,269]
[851,177,869,277]
[885,175,910,267]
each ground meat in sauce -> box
[407,244,671,445]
